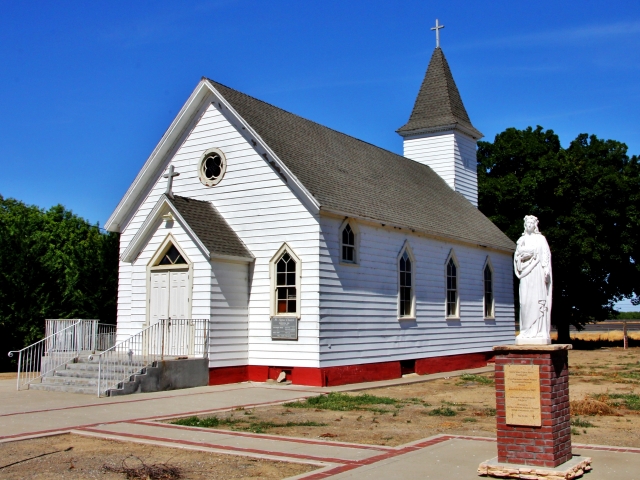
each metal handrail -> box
[8,320,82,390]
[44,319,116,353]
[92,319,209,397]
[96,323,117,352]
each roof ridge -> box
[206,78,415,164]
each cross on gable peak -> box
[163,164,180,197]
[431,19,445,48]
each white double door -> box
[149,270,192,355]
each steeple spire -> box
[397,37,483,207]
[397,47,482,140]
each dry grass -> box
[551,330,640,342]
[570,397,618,416]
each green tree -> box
[477,126,640,343]
[0,196,118,370]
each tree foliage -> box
[477,126,640,342]
[0,195,118,370]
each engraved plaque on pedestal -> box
[504,364,541,426]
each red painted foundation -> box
[209,351,493,387]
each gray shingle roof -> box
[168,195,253,259]
[206,80,514,252]
[397,48,482,139]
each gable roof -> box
[167,195,253,260]
[206,79,514,252]
[397,48,482,139]
[121,193,253,263]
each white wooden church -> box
[105,45,516,387]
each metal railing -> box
[8,320,83,390]
[45,319,116,353]
[8,319,120,391]
[93,319,209,397]
[96,323,117,352]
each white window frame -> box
[339,218,360,266]
[397,241,416,320]
[445,249,460,319]
[483,256,495,319]
[269,243,302,319]
[145,233,193,325]
[198,147,228,187]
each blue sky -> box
[1,1,639,310]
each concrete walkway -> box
[2,370,640,479]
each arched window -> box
[270,244,302,317]
[484,259,494,318]
[339,219,359,265]
[341,224,355,263]
[276,252,297,314]
[446,252,459,318]
[398,242,415,319]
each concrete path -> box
[2,370,640,479]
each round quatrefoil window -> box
[198,147,227,187]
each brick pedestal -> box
[494,344,572,468]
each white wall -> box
[403,130,478,206]
[208,259,249,367]
[452,132,478,206]
[318,215,514,367]
[117,100,321,368]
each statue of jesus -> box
[514,215,553,345]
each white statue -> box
[514,215,552,345]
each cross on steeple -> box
[163,164,180,198]
[431,19,444,48]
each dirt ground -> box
[0,434,317,479]
[169,348,640,448]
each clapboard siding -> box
[453,132,478,206]
[208,259,249,367]
[117,100,320,368]
[404,134,456,188]
[318,215,514,367]
[403,130,479,206]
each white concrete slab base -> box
[514,337,552,345]
[478,455,592,479]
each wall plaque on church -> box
[504,364,541,426]
[271,317,298,340]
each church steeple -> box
[397,47,482,139]
[398,30,482,207]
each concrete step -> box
[64,362,147,373]
[53,369,129,381]
[75,356,149,365]
[42,375,130,386]
[41,376,99,387]
[28,383,98,395]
